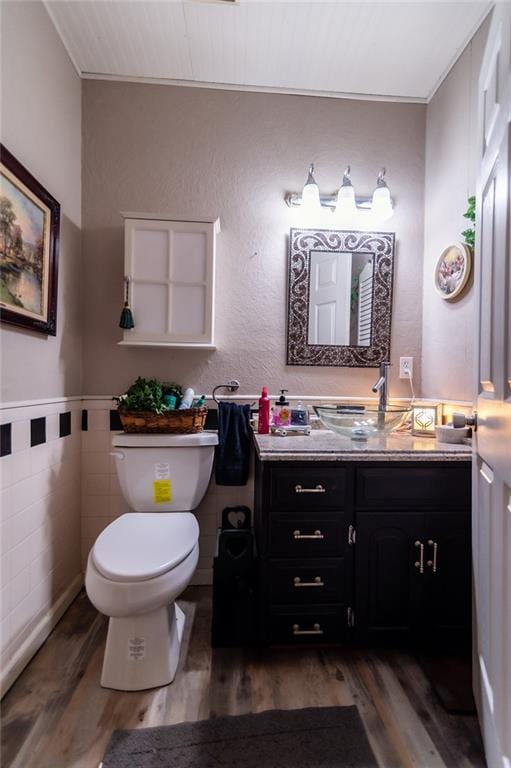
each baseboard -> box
[1,573,84,697]
[191,569,213,586]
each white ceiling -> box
[45,1,491,102]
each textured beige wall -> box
[82,81,425,399]
[0,1,82,402]
[421,17,490,401]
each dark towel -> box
[215,402,251,486]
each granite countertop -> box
[253,429,472,462]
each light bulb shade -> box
[371,184,393,221]
[301,169,321,213]
[336,183,357,219]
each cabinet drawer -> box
[268,559,346,605]
[268,605,345,646]
[268,466,347,511]
[269,514,345,557]
[356,465,471,509]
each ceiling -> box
[45,1,491,102]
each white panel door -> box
[308,251,351,346]
[473,7,511,768]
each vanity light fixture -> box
[285,165,394,221]
[412,404,441,437]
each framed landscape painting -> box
[0,145,60,335]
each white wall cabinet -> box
[119,215,219,348]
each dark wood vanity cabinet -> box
[255,462,354,645]
[254,459,471,648]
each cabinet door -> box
[355,512,425,642]
[120,217,218,348]
[422,512,471,647]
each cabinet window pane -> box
[171,285,205,335]
[134,283,168,333]
[133,229,169,281]
[172,232,206,282]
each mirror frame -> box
[287,228,395,367]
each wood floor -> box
[1,587,485,768]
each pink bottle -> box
[258,387,271,434]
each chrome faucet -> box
[372,361,391,411]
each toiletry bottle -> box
[179,388,195,409]
[258,387,270,434]
[291,400,308,426]
[274,390,291,427]
[163,393,177,410]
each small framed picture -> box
[434,242,471,301]
[0,145,60,335]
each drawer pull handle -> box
[414,540,424,574]
[293,576,324,588]
[427,539,438,573]
[294,484,326,494]
[293,529,324,540]
[292,623,323,636]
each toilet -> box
[85,431,218,691]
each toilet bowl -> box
[85,432,218,691]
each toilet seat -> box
[92,513,199,583]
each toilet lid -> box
[92,513,199,583]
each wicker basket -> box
[118,406,208,434]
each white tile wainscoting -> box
[0,398,83,695]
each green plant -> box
[461,195,475,248]
[114,377,173,414]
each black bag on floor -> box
[211,507,257,647]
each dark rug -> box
[102,705,378,768]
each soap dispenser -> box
[273,390,291,427]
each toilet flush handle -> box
[109,450,126,460]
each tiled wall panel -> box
[0,400,83,693]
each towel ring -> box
[212,380,240,405]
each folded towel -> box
[215,402,251,486]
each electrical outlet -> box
[399,357,413,379]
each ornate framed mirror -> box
[286,228,395,367]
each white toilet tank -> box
[111,432,218,512]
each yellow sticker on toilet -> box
[153,480,172,504]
